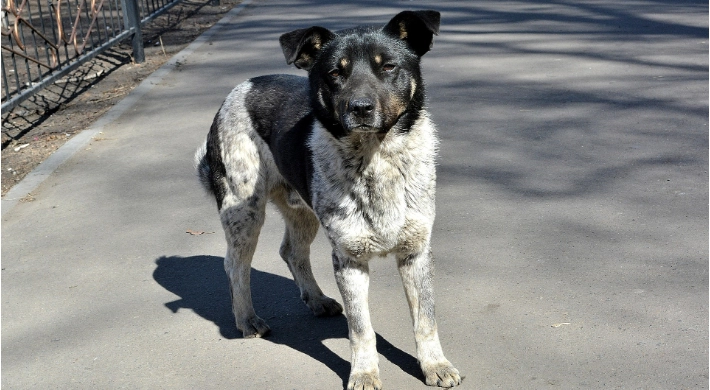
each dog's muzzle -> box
[342,97,383,133]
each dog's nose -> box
[348,98,375,117]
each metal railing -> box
[1,0,181,111]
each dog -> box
[195,10,461,389]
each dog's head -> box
[279,10,440,138]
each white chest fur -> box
[308,114,439,259]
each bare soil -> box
[1,0,242,196]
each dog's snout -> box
[348,98,375,117]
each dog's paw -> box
[306,295,343,317]
[422,360,461,388]
[347,371,382,390]
[237,316,271,338]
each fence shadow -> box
[153,255,423,387]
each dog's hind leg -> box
[220,191,270,338]
[397,249,461,387]
[216,124,273,338]
[271,186,343,317]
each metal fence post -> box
[121,0,145,63]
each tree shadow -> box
[153,255,423,387]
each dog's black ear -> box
[383,10,440,56]
[279,26,335,71]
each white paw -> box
[422,360,461,388]
[237,315,271,338]
[347,371,382,390]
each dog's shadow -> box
[153,255,423,386]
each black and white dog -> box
[195,10,461,389]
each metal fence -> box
[1,0,181,111]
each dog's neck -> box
[309,111,437,179]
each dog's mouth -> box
[350,125,382,133]
[342,115,386,134]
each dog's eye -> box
[383,64,396,72]
[329,69,341,78]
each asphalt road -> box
[2,0,708,388]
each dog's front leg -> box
[397,250,461,388]
[332,252,382,390]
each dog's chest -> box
[308,120,437,258]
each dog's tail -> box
[194,141,213,196]
[194,115,228,210]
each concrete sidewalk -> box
[2,1,707,388]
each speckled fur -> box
[195,10,460,389]
[309,114,438,261]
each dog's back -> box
[195,74,314,209]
